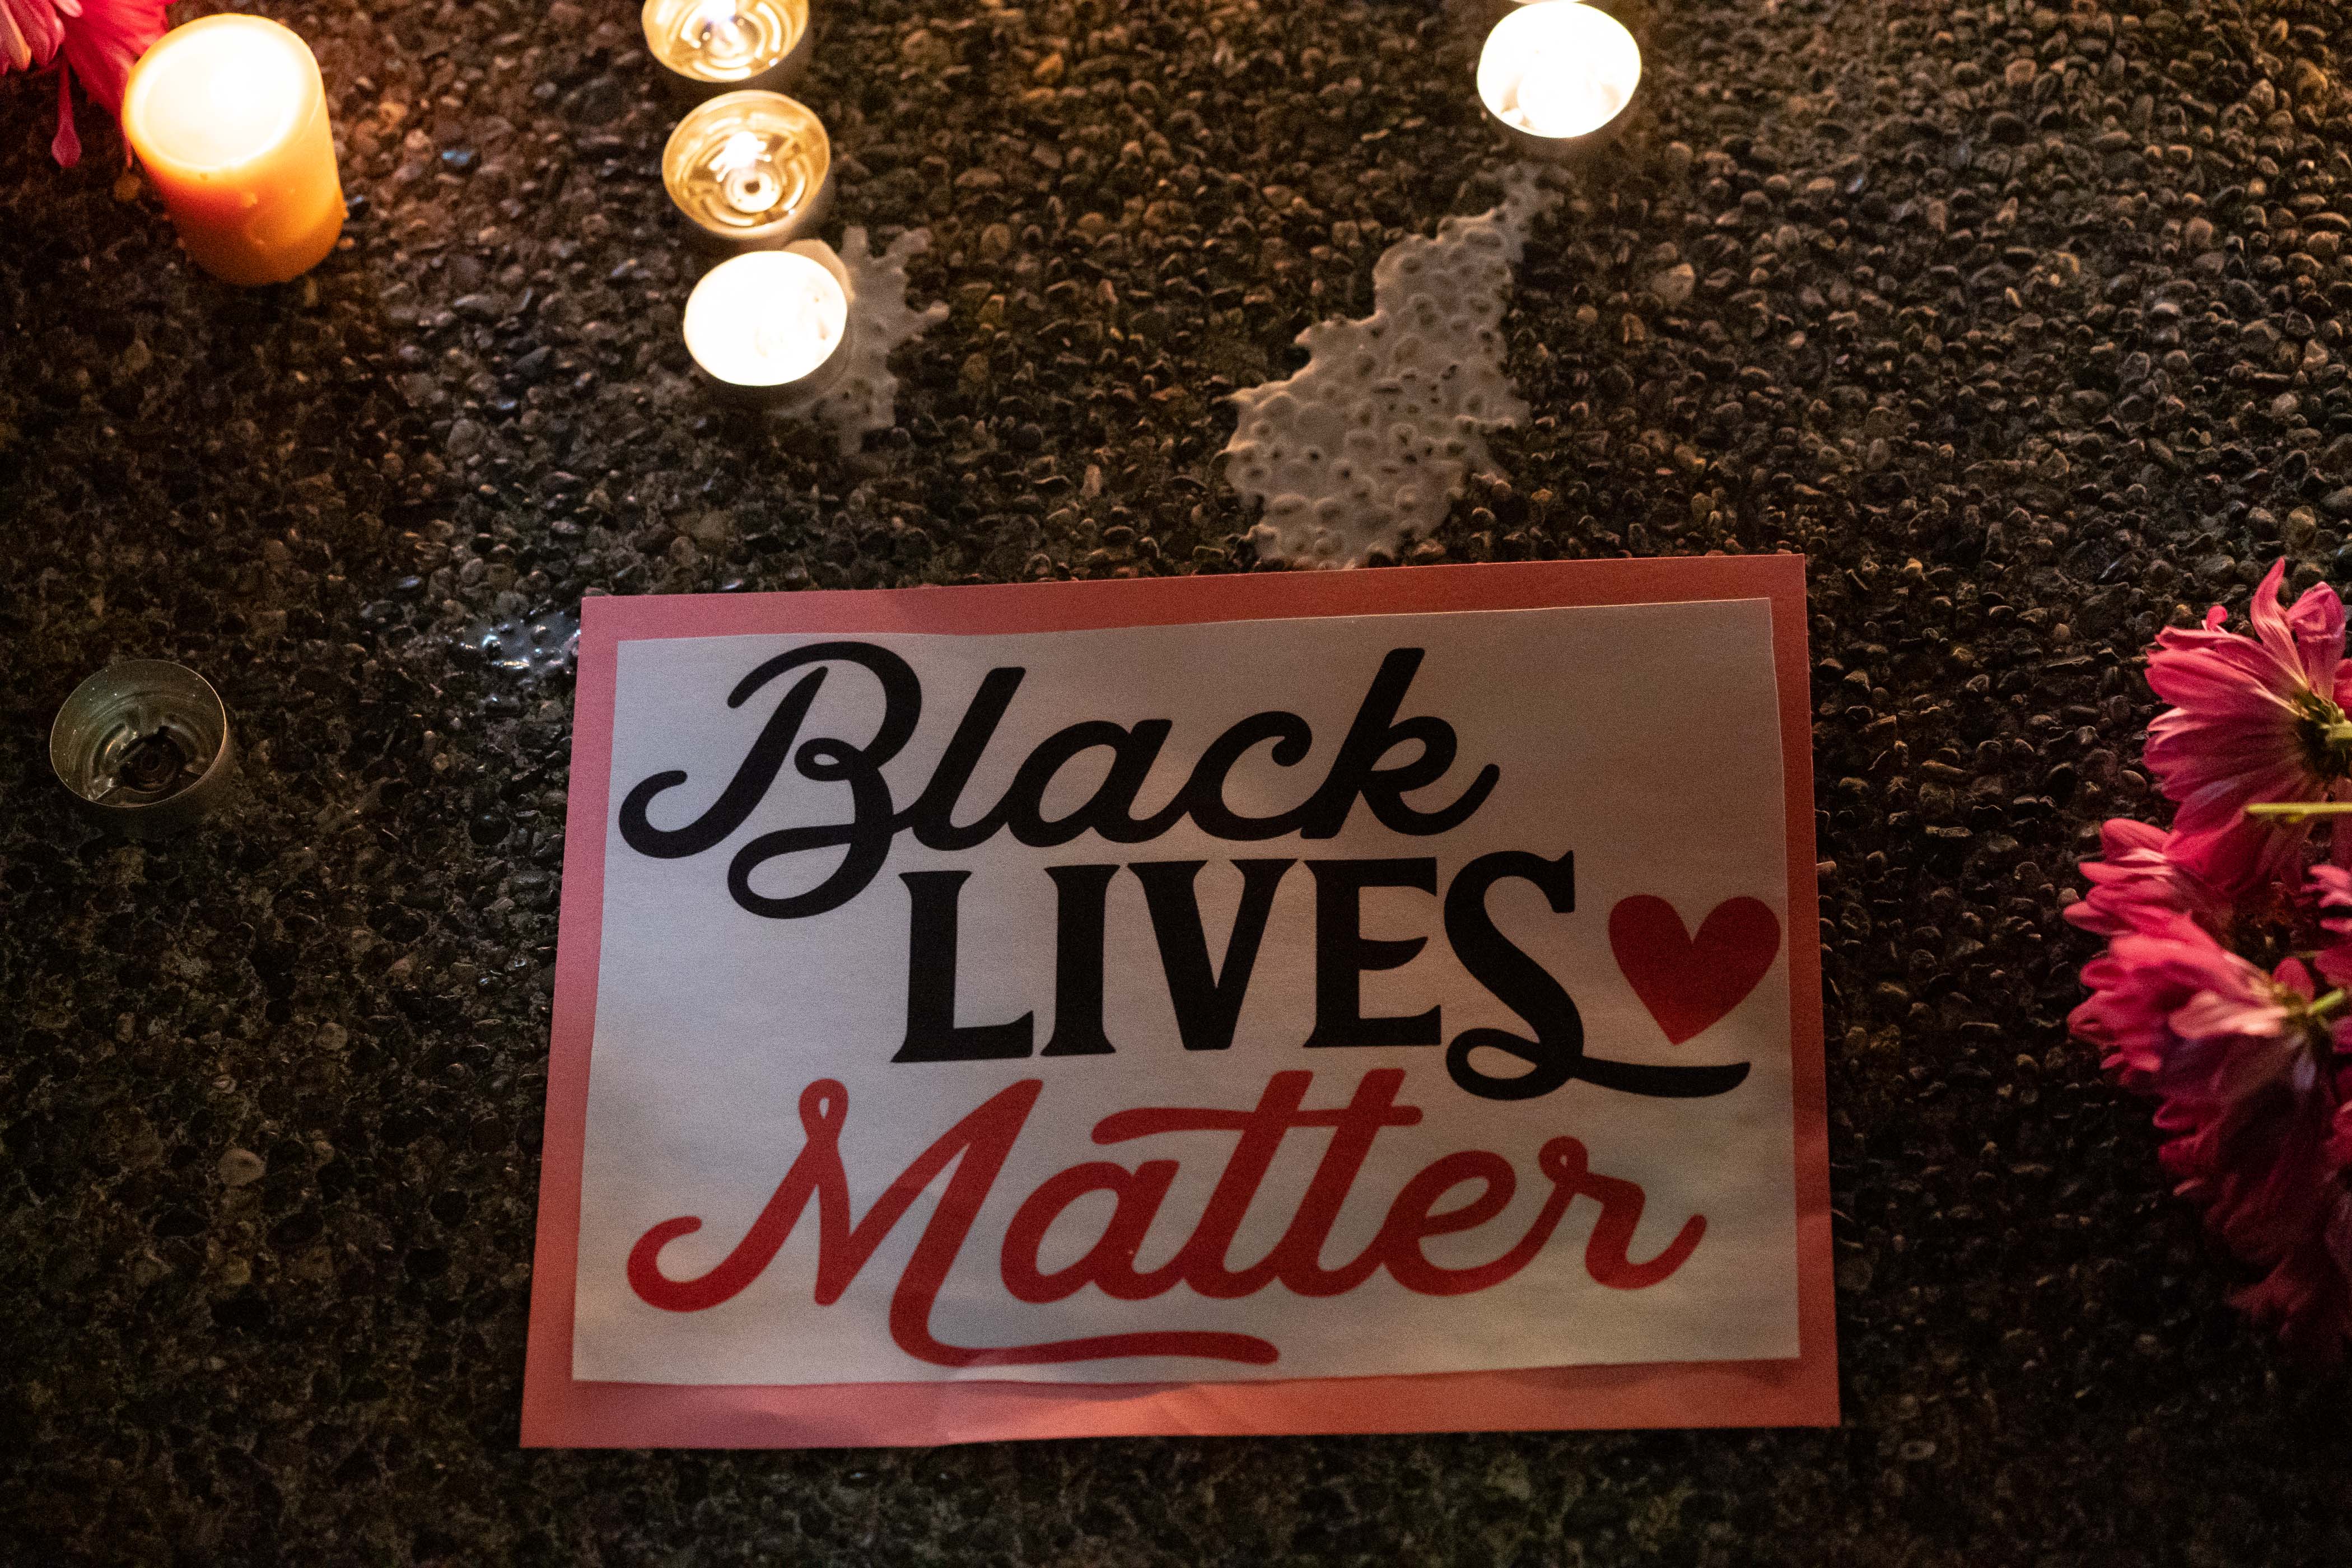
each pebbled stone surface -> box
[6,0,2352,1562]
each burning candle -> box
[682,245,852,405]
[642,0,811,96]
[120,15,346,287]
[662,91,833,252]
[1477,1,1642,158]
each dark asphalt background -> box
[6,0,2352,1561]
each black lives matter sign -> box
[524,563,1835,1447]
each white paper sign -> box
[567,596,1805,1389]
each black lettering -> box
[1131,858,1295,1051]
[620,644,1506,931]
[1040,864,1120,1057]
[893,871,1035,1061]
[619,642,920,920]
[1443,851,1751,1102]
[1303,857,1441,1049]
[1174,711,1317,839]
[900,666,1025,852]
[1296,650,1499,839]
[1002,721,1183,847]
[1442,850,1584,1100]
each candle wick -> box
[713,129,764,176]
[692,0,748,52]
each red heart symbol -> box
[1607,895,1782,1046]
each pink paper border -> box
[521,557,1836,1446]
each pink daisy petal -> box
[50,63,77,166]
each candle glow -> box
[1477,1,1642,148]
[121,14,346,287]
[683,248,851,399]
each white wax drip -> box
[1222,174,1558,567]
[777,226,949,454]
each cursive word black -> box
[618,641,1498,920]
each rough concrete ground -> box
[6,0,2352,1561]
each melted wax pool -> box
[470,609,580,684]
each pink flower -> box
[2065,818,2230,938]
[0,0,66,76]
[0,0,164,167]
[2070,916,2293,1090]
[2233,1172,2352,1359]
[2308,864,2352,991]
[2144,560,2352,894]
[2072,916,2352,1356]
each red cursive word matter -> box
[627,1070,1706,1367]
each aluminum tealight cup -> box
[642,0,813,99]
[50,660,239,839]
[1477,1,1644,165]
[662,90,834,253]
[682,242,856,409]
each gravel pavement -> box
[4,0,2351,1561]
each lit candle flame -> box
[645,0,808,90]
[1476,1,1641,144]
[712,128,764,175]
[1510,46,1624,139]
[683,249,850,389]
[690,0,748,53]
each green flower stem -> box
[2244,801,2352,819]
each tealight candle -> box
[50,660,239,839]
[662,91,833,252]
[121,15,346,287]
[1477,1,1642,160]
[683,245,852,406]
[642,0,811,96]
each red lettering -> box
[1094,1075,1702,1298]
[626,1079,1276,1366]
[1543,1137,1708,1289]
[626,1073,1703,1371]
[1373,1149,1529,1295]
[1093,1067,1421,1298]
[1001,1159,1181,1302]
[1365,1137,1705,1295]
